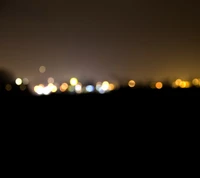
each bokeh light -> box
[109,83,115,91]
[173,79,191,88]
[51,85,57,93]
[34,85,43,95]
[101,81,109,91]
[86,85,94,92]
[4,74,200,96]
[128,80,135,87]
[23,78,29,85]
[75,83,82,93]
[60,83,68,92]
[155,82,163,89]
[68,85,75,92]
[15,78,22,85]
[192,78,200,86]
[48,77,54,84]
[70,77,78,86]
[39,66,46,73]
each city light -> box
[155,82,163,89]
[15,78,22,85]
[128,80,136,87]
[48,77,54,84]
[75,83,82,93]
[86,85,94,92]
[172,79,191,88]
[70,77,78,86]
[23,78,29,85]
[39,66,46,73]
[192,78,200,86]
[109,83,115,91]
[60,83,68,92]
[2,74,200,96]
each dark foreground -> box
[2,87,199,109]
[1,87,199,141]
[2,86,200,96]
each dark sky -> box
[0,0,200,83]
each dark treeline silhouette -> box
[0,68,32,96]
[0,68,14,85]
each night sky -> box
[0,0,200,84]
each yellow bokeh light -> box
[173,79,190,88]
[102,81,109,91]
[34,86,38,92]
[180,81,190,88]
[34,85,43,95]
[155,82,163,89]
[70,77,78,86]
[192,78,199,86]
[175,79,182,86]
[51,85,57,93]
[128,80,135,87]
[15,78,22,85]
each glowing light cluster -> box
[15,77,29,86]
[172,79,191,88]
[34,83,57,95]
[95,81,116,94]
[32,77,117,95]
[10,75,200,95]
